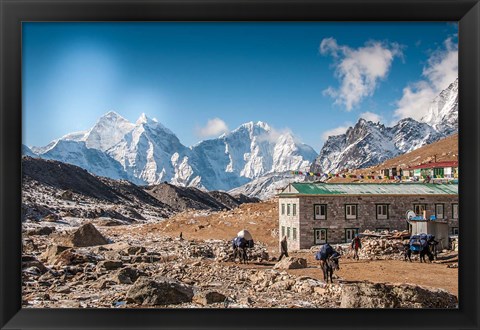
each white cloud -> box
[360,112,382,123]
[320,38,403,111]
[195,118,229,138]
[257,127,290,143]
[394,37,458,121]
[321,122,353,141]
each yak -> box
[316,244,341,283]
[404,234,437,263]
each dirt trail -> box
[222,254,458,297]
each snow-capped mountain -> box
[31,114,317,192]
[183,122,317,191]
[40,139,143,184]
[421,78,458,136]
[228,171,303,200]
[107,113,191,185]
[22,145,37,157]
[311,118,443,173]
[311,78,458,174]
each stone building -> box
[277,182,458,251]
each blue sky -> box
[22,22,458,152]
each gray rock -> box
[273,257,307,270]
[96,260,123,271]
[126,276,194,305]
[113,267,143,284]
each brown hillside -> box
[327,134,458,183]
[126,198,280,253]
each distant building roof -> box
[279,182,458,196]
[406,161,458,171]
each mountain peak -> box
[256,121,270,130]
[101,111,126,121]
[136,113,160,125]
[238,121,271,132]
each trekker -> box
[279,236,289,260]
[351,234,361,260]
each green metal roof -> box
[281,182,458,195]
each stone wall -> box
[279,194,458,249]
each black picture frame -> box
[1,0,479,329]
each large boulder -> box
[126,277,194,305]
[273,257,307,270]
[340,282,458,308]
[69,223,109,247]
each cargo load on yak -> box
[409,233,433,251]
[315,243,336,261]
[232,236,247,249]
[237,229,254,248]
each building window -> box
[281,226,285,238]
[292,228,297,240]
[413,204,427,215]
[452,227,459,235]
[314,228,327,244]
[314,204,327,220]
[452,204,458,219]
[293,204,297,216]
[287,227,291,239]
[287,204,291,216]
[345,204,357,219]
[376,204,389,219]
[281,203,285,215]
[345,228,359,243]
[435,204,444,219]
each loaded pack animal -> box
[315,243,341,283]
[232,236,249,264]
[404,234,436,263]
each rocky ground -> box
[22,220,458,309]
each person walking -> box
[279,236,289,261]
[351,234,362,260]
